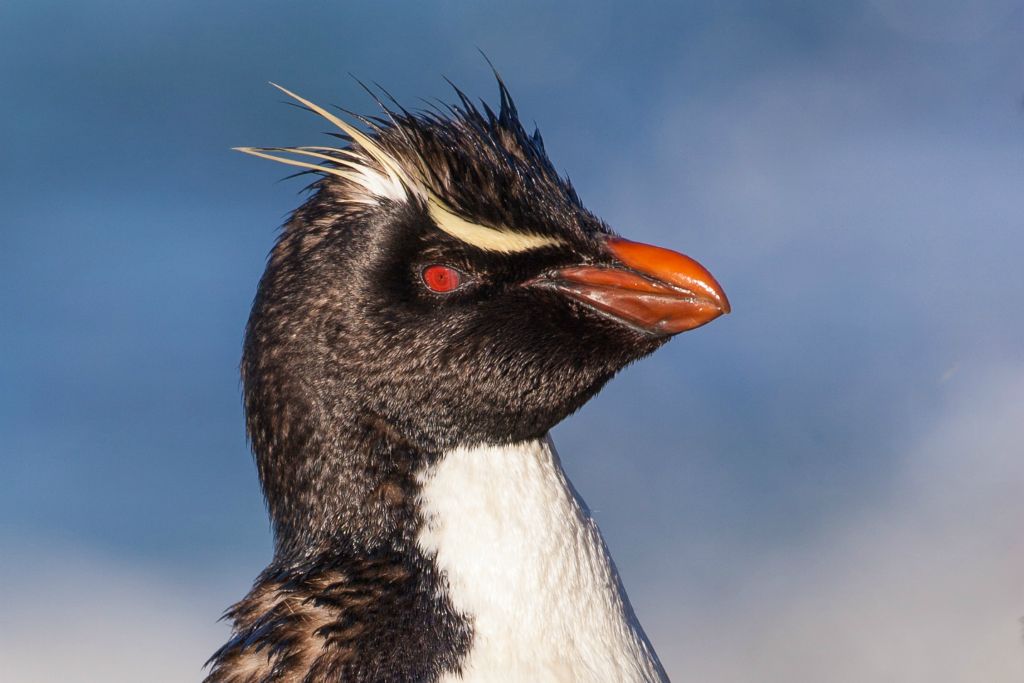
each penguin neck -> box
[252,398,667,681]
[255,403,438,561]
[212,406,474,682]
[417,437,668,683]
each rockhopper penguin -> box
[207,77,729,682]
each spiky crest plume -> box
[235,77,596,253]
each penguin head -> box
[240,81,729,452]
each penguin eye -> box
[421,264,464,293]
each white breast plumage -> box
[416,437,667,683]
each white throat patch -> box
[416,438,667,683]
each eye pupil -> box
[422,265,462,293]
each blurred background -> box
[2,1,1023,680]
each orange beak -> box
[535,236,730,336]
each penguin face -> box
[241,82,728,450]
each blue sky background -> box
[2,1,1023,680]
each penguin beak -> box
[533,236,730,336]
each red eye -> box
[421,264,463,293]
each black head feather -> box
[239,78,666,507]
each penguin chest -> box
[417,438,666,683]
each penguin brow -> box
[236,83,576,253]
[425,196,565,254]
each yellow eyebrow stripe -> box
[427,197,564,254]
[240,84,567,252]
